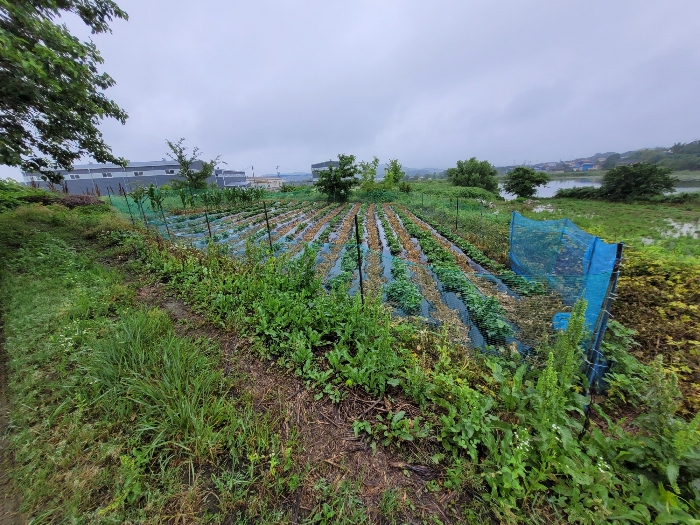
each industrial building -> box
[311,160,339,180]
[21,160,231,194]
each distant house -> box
[311,160,339,180]
[581,162,595,171]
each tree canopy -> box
[602,153,621,170]
[446,158,499,193]
[358,156,379,191]
[503,167,551,198]
[314,154,359,202]
[166,138,220,190]
[0,0,129,183]
[383,159,405,186]
[600,162,677,201]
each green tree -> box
[503,167,551,198]
[602,153,621,170]
[359,156,379,190]
[314,154,359,202]
[166,139,220,190]
[383,159,405,186]
[446,157,498,193]
[600,162,677,201]
[0,0,129,183]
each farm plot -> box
[154,200,563,351]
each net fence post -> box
[354,214,364,305]
[160,204,172,241]
[263,200,274,252]
[119,184,135,225]
[480,203,483,240]
[455,197,459,231]
[201,193,213,240]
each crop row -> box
[403,207,545,296]
[317,204,351,244]
[158,201,514,345]
[376,205,402,255]
[392,206,514,344]
[384,258,422,315]
[326,204,368,290]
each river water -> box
[500,179,700,200]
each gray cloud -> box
[3,0,700,181]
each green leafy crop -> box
[392,207,514,344]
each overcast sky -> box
[4,0,700,180]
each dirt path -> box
[0,319,24,525]
[134,283,457,524]
[364,204,386,297]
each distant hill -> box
[499,139,700,173]
[376,164,445,180]
[276,165,446,181]
[265,172,312,181]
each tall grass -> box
[0,207,302,522]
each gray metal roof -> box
[311,161,339,169]
[72,160,181,169]
[23,159,203,176]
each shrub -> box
[502,167,551,198]
[553,186,601,199]
[600,162,677,201]
[446,158,499,193]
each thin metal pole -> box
[105,185,114,206]
[138,200,148,228]
[354,214,364,305]
[263,200,274,252]
[455,197,459,231]
[203,205,213,240]
[480,204,483,239]
[160,205,172,241]
[122,188,135,225]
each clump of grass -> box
[0,211,301,522]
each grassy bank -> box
[0,205,307,523]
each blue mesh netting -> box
[509,212,621,384]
